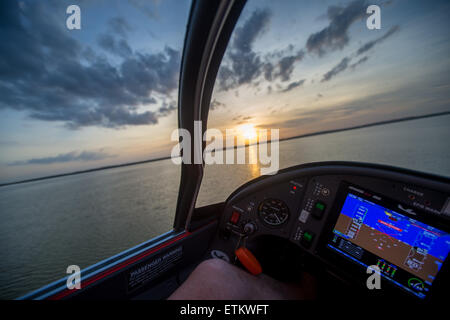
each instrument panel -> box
[210,162,450,300]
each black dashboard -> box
[208,162,450,300]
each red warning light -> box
[293,186,297,190]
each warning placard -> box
[127,246,183,292]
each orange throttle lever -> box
[235,247,262,275]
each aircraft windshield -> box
[197,0,450,206]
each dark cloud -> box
[158,101,177,116]
[263,45,302,81]
[0,0,180,129]
[98,17,134,57]
[233,8,271,54]
[349,56,369,69]
[263,63,275,82]
[9,150,114,166]
[218,8,306,91]
[321,57,351,82]
[232,115,252,122]
[264,44,295,60]
[281,79,306,92]
[356,25,400,56]
[97,33,132,57]
[218,8,271,90]
[224,49,263,87]
[306,0,367,56]
[320,25,400,83]
[108,16,132,38]
[264,50,305,83]
[277,51,304,81]
[210,99,226,110]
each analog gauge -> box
[258,198,289,227]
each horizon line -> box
[1,110,449,187]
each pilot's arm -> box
[168,258,316,300]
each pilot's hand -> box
[168,258,317,300]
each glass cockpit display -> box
[328,186,450,299]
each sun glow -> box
[237,123,258,140]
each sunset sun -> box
[237,123,258,140]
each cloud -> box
[263,63,274,82]
[218,8,272,90]
[158,101,177,116]
[233,8,271,54]
[264,50,305,83]
[210,99,226,110]
[320,25,399,82]
[9,150,115,166]
[356,25,400,56]
[349,56,369,69]
[320,55,369,83]
[97,33,133,57]
[321,57,351,82]
[277,51,305,81]
[263,44,299,82]
[97,16,135,57]
[218,8,306,91]
[108,16,132,38]
[0,0,180,129]
[306,0,368,56]
[217,2,398,91]
[281,79,306,92]
[232,115,253,122]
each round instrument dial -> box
[258,198,289,227]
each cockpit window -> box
[0,0,191,299]
[197,0,450,207]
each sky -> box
[0,0,449,183]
